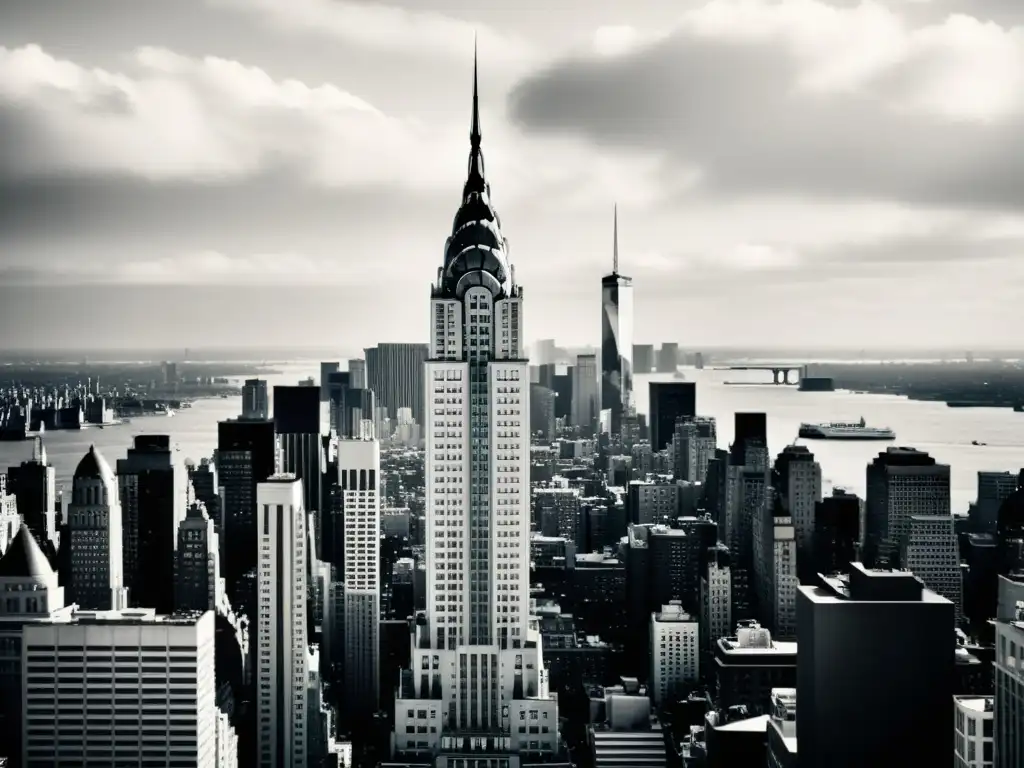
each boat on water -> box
[798,417,895,441]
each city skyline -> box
[3,0,1024,351]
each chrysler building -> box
[388,50,560,767]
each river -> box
[1,362,1020,515]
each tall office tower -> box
[656,343,679,373]
[529,383,556,440]
[22,609,224,767]
[903,514,963,620]
[217,418,276,604]
[994,612,1024,767]
[273,385,324,554]
[797,565,954,767]
[649,602,699,708]
[349,358,367,389]
[673,416,716,485]
[814,488,861,575]
[326,371,352,435]
[700,543,732,657]
[772,445,822,580]
[601,205,634,436]
[188,457,220,535]
[320,361,340,402]
[365,342,429,424]
[341,388,377,440]
[649,382,696,454]
[5,436,58,551]
[118,434,182,613]
[175,502,223,612]
[0,477,19,554]
[552,366,573,421]
[732,412,769,469]
[0,525,74,766]
[67,446,127,610]
[391,53,560,761]
[865,446,951,568]
[725,464,766,623]
[974,471,1019,534]
[257,475,308,768]
[571,353,600,437]
[337,439,381,726]
[242,378,270,420]
[633,344,655,375]
[753,494,798,638]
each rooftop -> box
[955,696,994,714]
[68,608,210,626]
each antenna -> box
[613,203,619,274]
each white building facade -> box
[649,602,699,708]
[257,475,308,768]
[22,609,220,767]
[954,695,993,768]
[390,54,559,766]
[338,438,381,722]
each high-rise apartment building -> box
[865,446,950,568]
[700,543,732,658]
[22,609,223,767]
[903,514,963,621]
[390,55,559,762]
[649,602,699,707]
[772,445,821,580]
[365,343,428,425]
[753,495,798,639]
[257,475,308,768]
[673,416,716,484]
[649,382,696,454]
[67,446,127,610]
[175,502,223,612]
[5,436,58,552]
[242,379,269,420]
[337,438,381,726]
[571,354,600,437]
[601,206,634,436]
[797,565,954,767]
[118,434,182,613]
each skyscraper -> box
[348,358,367,389]
[5,436,58,553]
[273,385,324,552]
[365,342,428,425]
[242,379,269,420]
[865,446,950,568]
[320,361,340,402]
[390,51,559,761]
[337,439,381,727]
[175,502,223,612]
[571,353,600,437]
[67,446,127,610]
[772,444,822,579]
[649,381,696,453]
[601,205,634,435]
[257,475,308,767]
[118,434,182,613]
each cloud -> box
[509,0,1024,209]
[206,0,534,71]
[0,43,467,190]
[0,249,420,286]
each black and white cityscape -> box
[1,1,1024,767]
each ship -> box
[798,417,895,441]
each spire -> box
[464,36,487,197]
[613,203,619,274]
[471,33,481,148]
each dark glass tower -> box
[649,381,696,453]
[601,205,633,435]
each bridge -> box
[715,363,809,385]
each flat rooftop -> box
[67,609,209,626]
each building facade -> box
[649,602,699,708]
[256,476,308,768]
[954,695,994,768]
[365,343,429,425]
[571,354,599,437]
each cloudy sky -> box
[2,0,1023,353]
